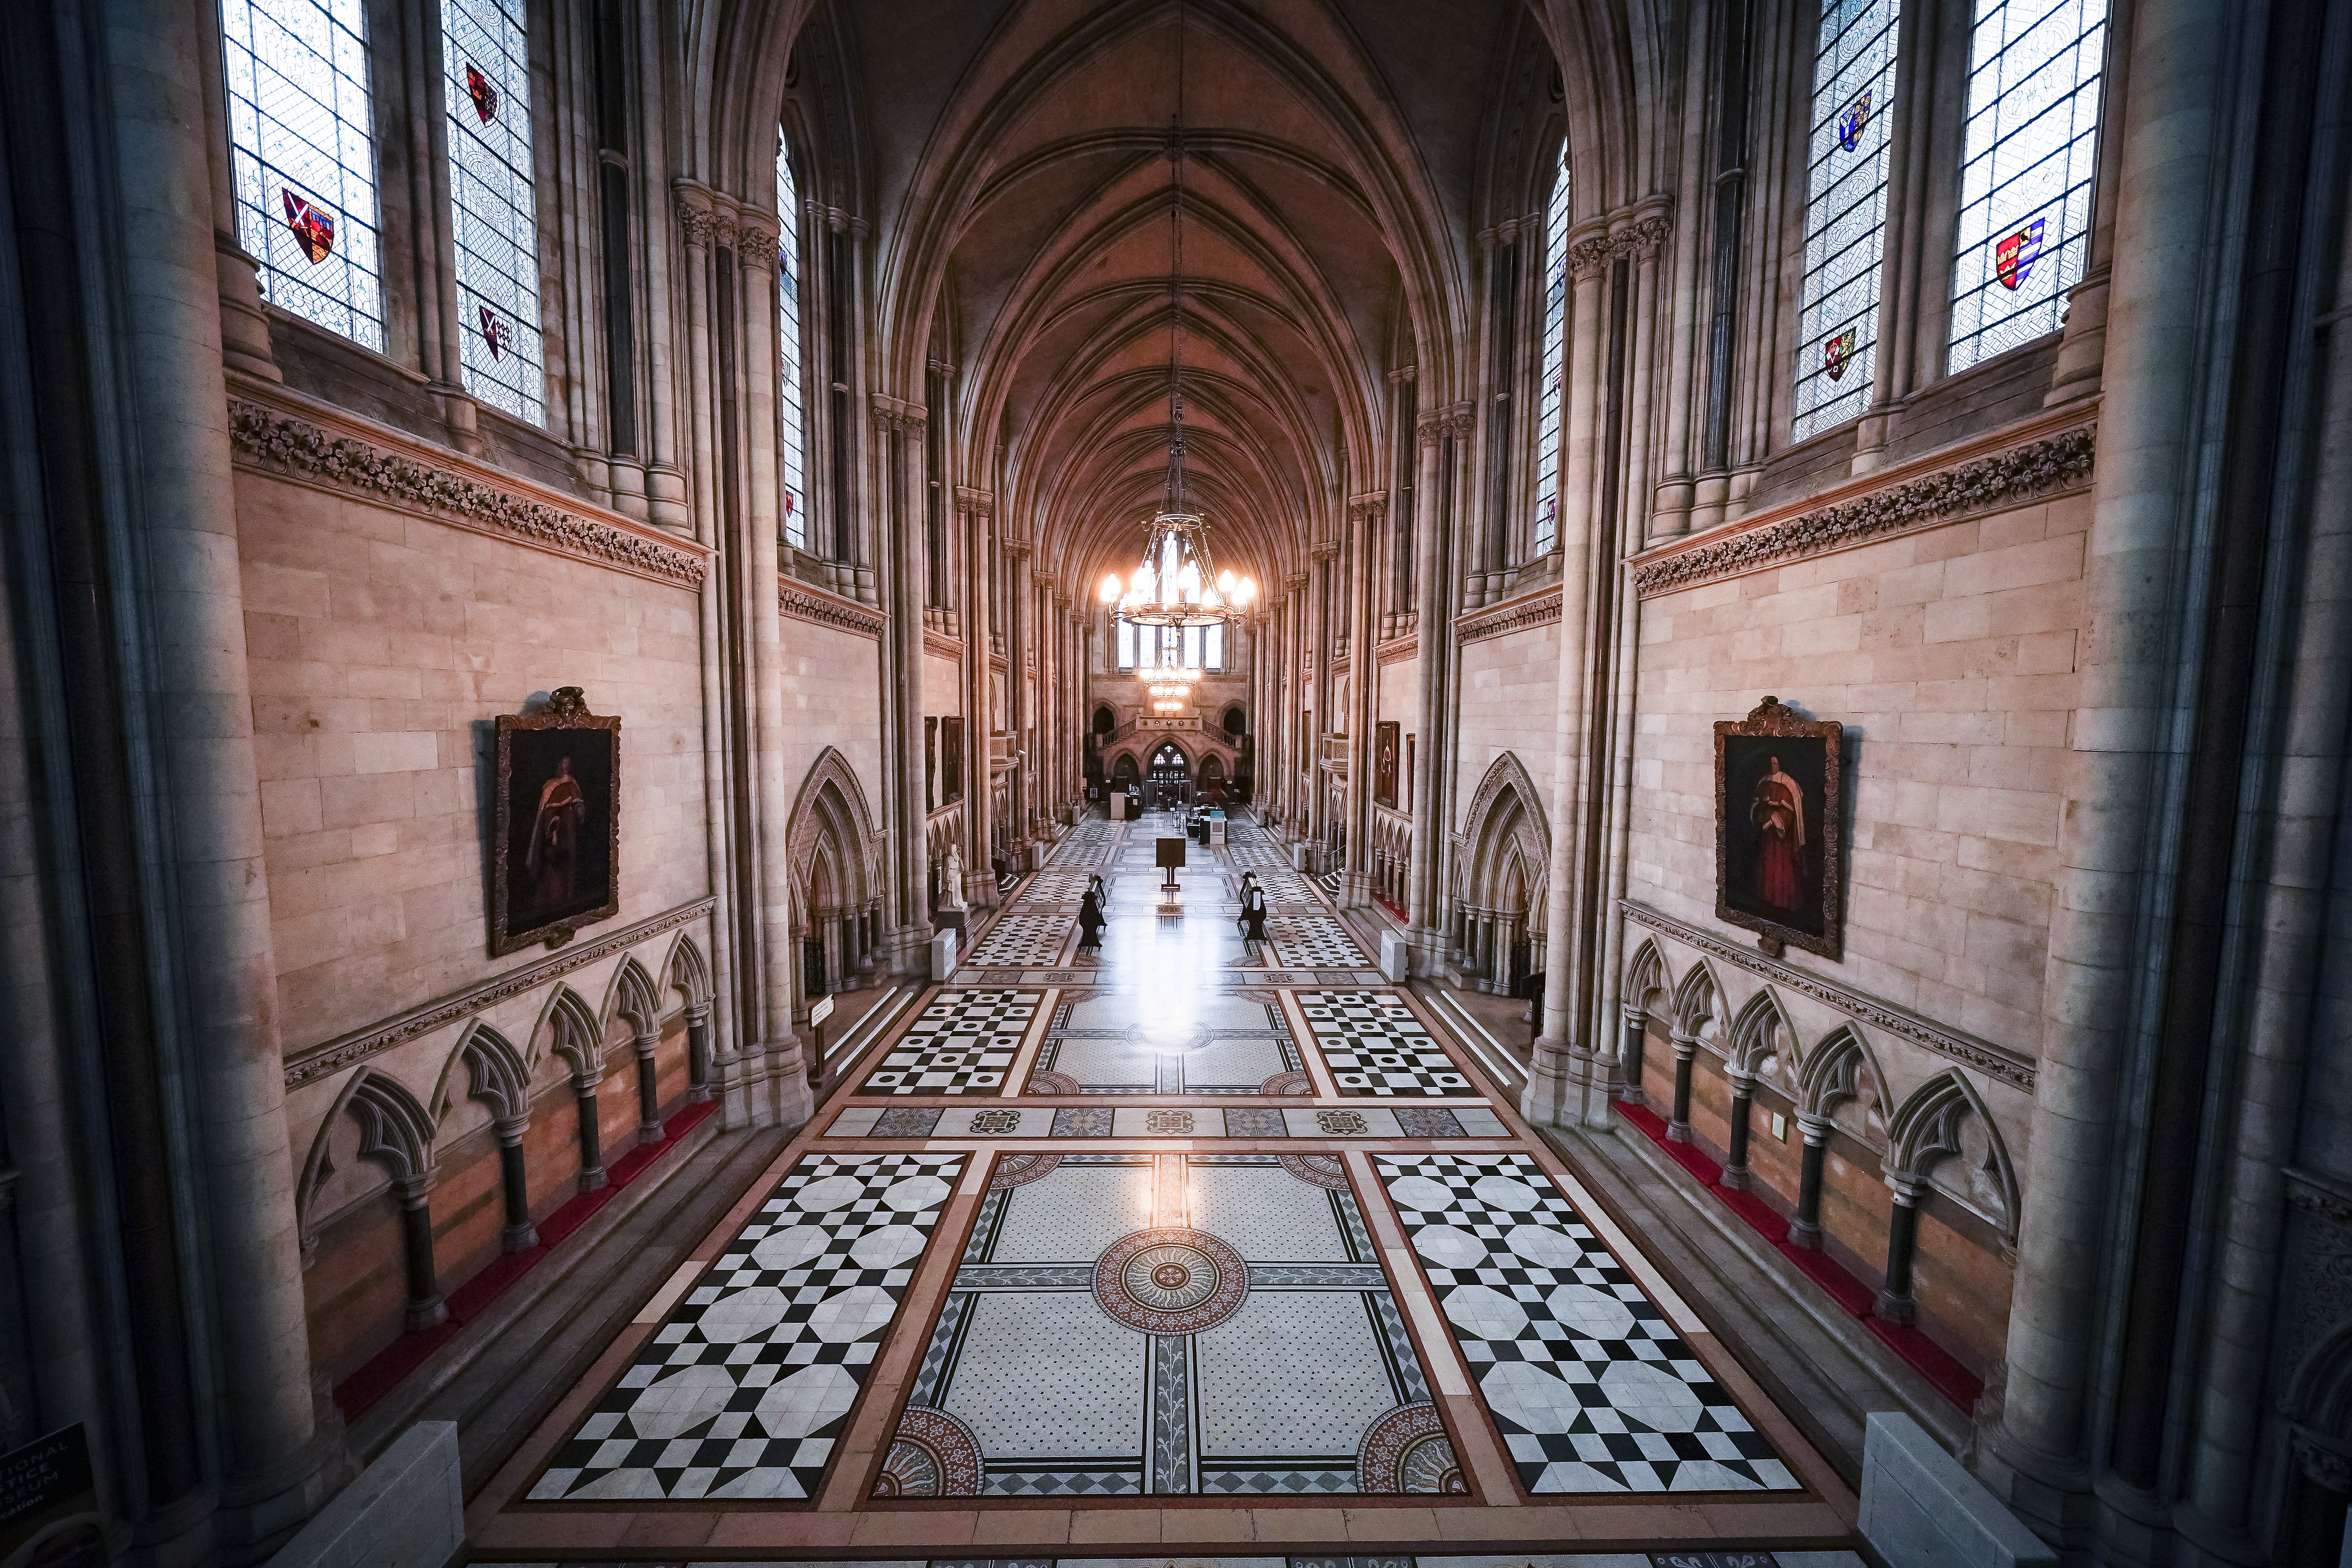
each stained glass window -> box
[1948,0,2108,373]
[444,0,543,424]
[1532,151,1570,558]
[1794,0,1901,442]
[777,140,809,552]
[222,0,385,350]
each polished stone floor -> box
[468,811,1857,1561]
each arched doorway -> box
[1148,742,1190,809]
[1199,753,1226,805]
[1111,752,1140,796]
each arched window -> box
[1947,0,2109,373]
[1532,148,1570,558]
[1794,0,1901,442]
[444,0,545,424]
[222,0,386,350]
[777,139,809,553]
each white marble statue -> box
[938,844,968,911]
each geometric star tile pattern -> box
[527,1151,966,1502]
[858,990,1037,1095]
[1297,991,1476,1097]
[1373,1152,1798,1495]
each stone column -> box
[957,490,999,902]
[632,1027,663,1144]
[106,0,330,1540]
[1342,495,1383,907]
[1875,1175,1926,1324]
[393,1175,446,1333]
[1790,1114,1832,1249]
[684,1003,712,1102]
[1667,1029,1699,1144]
[1005,539,1032,851]
[1403,411,1450,955]
[881,396,929,968]
[1527,231,1612,1125]
[493,1119,536,1253]
[1722,1070,1757,1190]
[1990,0,2234,1543]
[573,1071,607,1192]
[1618,1007,1648,1107]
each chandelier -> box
[1142,666,1203,713]
[1099,5,1256,630]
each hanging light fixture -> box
[1098,1,1256,630]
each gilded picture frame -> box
[492,687,621,956]
[1713,694,1843,960]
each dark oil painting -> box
[492,687,620,956]
[1714,696,1843,960]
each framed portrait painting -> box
[492,687,620,956]
[1373,720,1401,810]
[1714,695,1843,960]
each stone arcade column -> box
[879,395,931,970]
[1985,0,2245,1548]
[1004,536,1032,853]
[105,0,333,1547]
[1341,495,1383,907]
[1403,408,1452,959]
[956,490,999,904]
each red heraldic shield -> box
[281,191,335,264]
[1996,217,2046,290]
[466,62,499,123]
[1824,327,1858,382]
[479,306,510,360]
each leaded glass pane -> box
[1532,151,1570,559]
[222,0,385,350]
[1794,0,1900,442]
[778,140,809,552]
[1948,0,2107,373]
[444,0,544,424]
[1117,621,1137,670]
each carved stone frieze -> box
[1621,899,2038,1091]
[2286,1166,2352,1228]
[782,579,887,639]
[283,898,716,1088]
[1456,586,1563,645]
[228,401,708,588]
[1633,426,2097,598]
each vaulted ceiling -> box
[790,0,1550,600]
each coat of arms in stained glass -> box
[465,62,499,123]
[1824,327,1859,381]
[1995,218,2046,291]
[1837,90,1871,152]
[280,191,336,264]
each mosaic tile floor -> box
[473,810,1854,1561]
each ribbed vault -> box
[688,0,1669,595]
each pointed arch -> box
[1623,939,1669,1018]
[1796,1024,1889,1125]
[1669,959,1722,1037]
[540,984,606,1082]
[606,955,665,1036]
[344,1072,438,1184]
[666,932,712,1008]
[1887,1069,2020,1245]
[1726,987,1799,1078]
[788,746,884,915]
[456,1023,532,1124]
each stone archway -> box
[786,748,885,1002]
[1452,752,1551,996]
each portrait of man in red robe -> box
[1748,754,1805,912]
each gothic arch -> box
[605,955,665,1037]
[665,932,713,1009]
[539,984,607,1083]
[1669,959,1723,1040]
[294,1068,439,1254]
[455,1023,532,1125]
[1795,1025,1890,1132]
[1623,939,1669,1018]
[1886,1070,2020,1247]
[1725,987,1799,1083]
[787,747,884,918]
[1456,751,1550,917]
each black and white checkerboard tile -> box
[968,914,1074,966]
[1373,1153,1797,1495]
[1022,873,1096,904]
[1297,991,1474,1097]
[528,1151,966,1501]
[1267,916,1371,968]
[858,990,1036,1095]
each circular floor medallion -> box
[1260,1070,1315,1097]
[1092,1226,1250,1333]
[1025,1069,1080,1096]
[1278,1153,1352,1191]
[988,1151,1062,1190]
[1358,1402,1467,1495]
[872,1406,982,1497]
